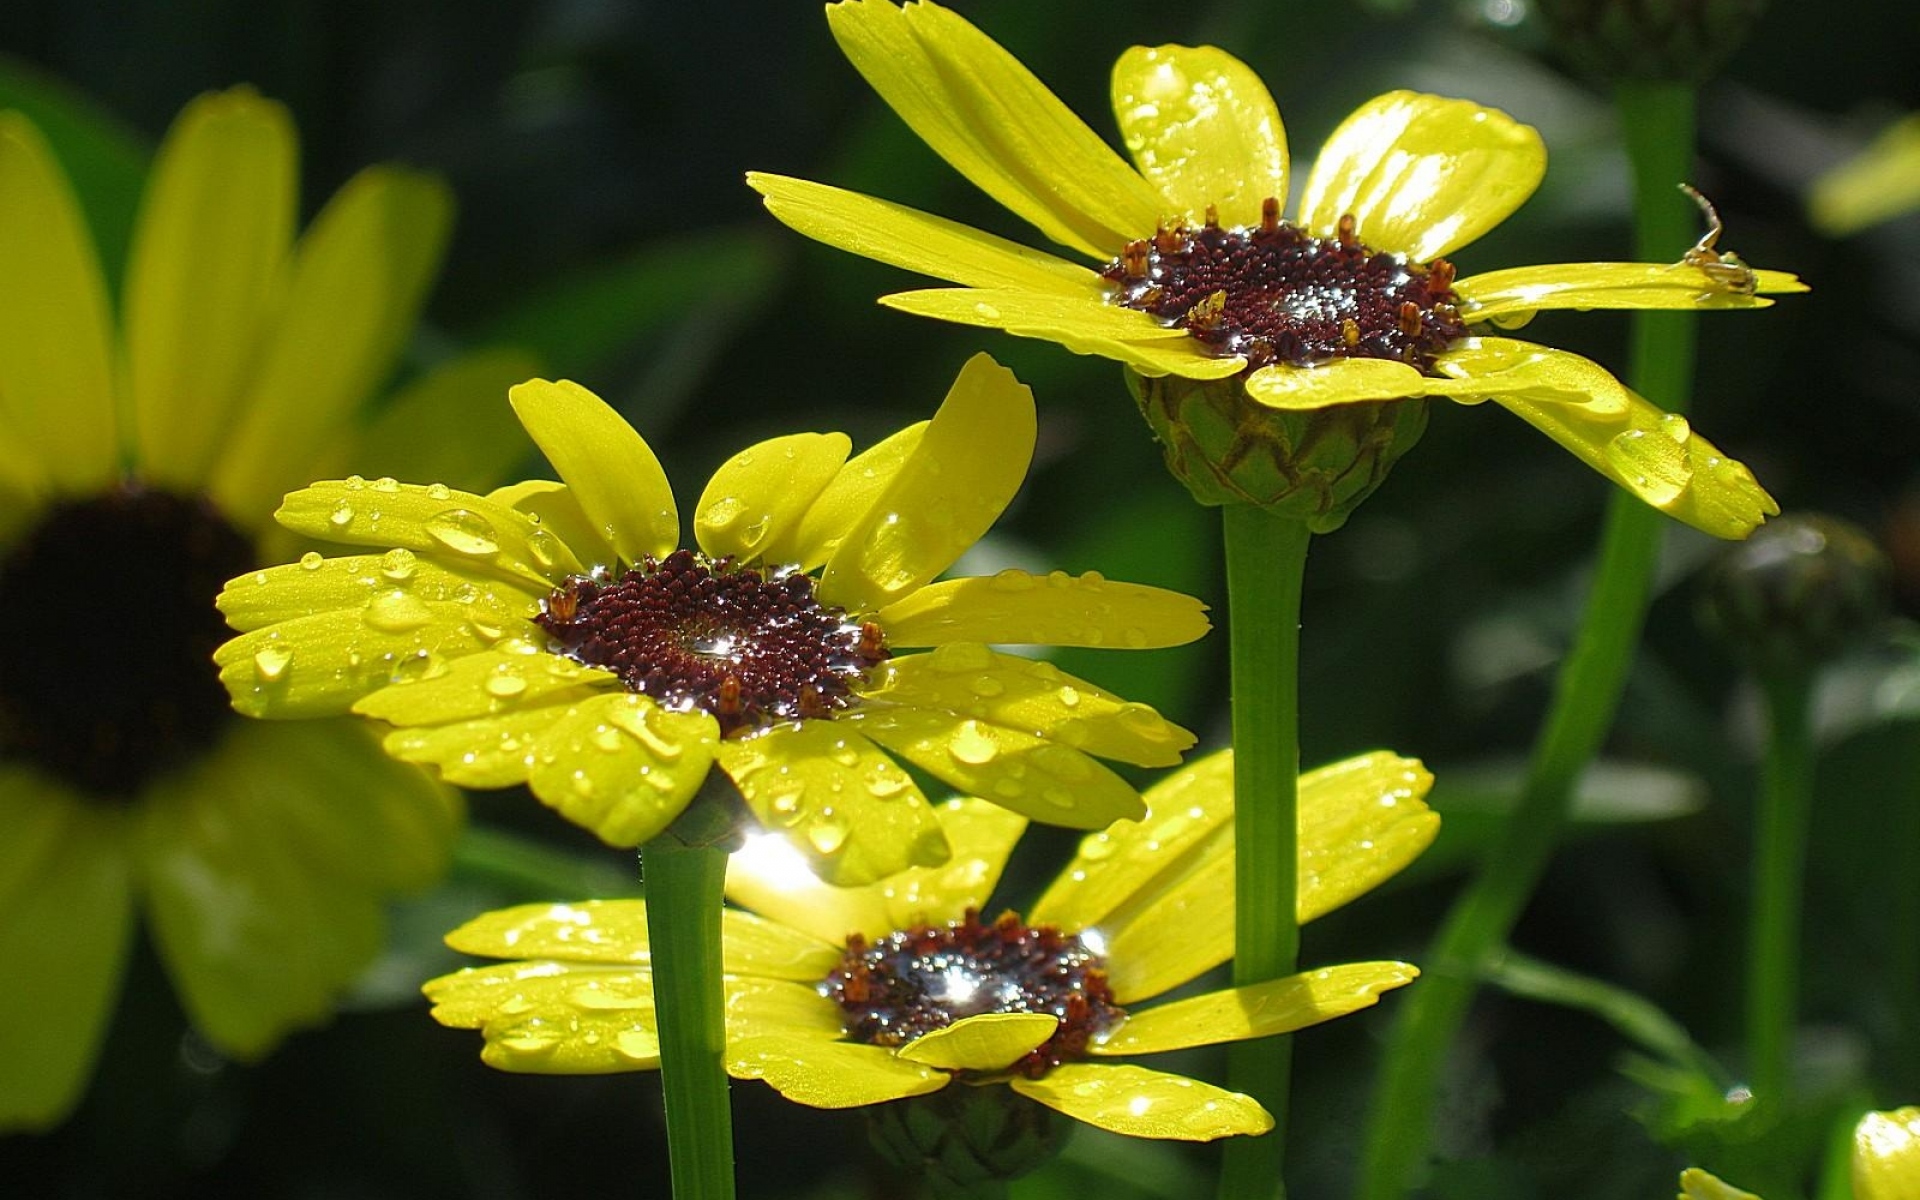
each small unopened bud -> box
[867,1084,1064,1197]
[1533,0,1768,83]
[1700,513,1891,678]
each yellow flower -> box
[748,0,1807,538]
[1854,1106,1920,1200]
[0,90,529,1130]
[1678,1167,1764,1200]
[216,353,1205,885]
[424,748,1436,1141]
[1808,114,1920,236]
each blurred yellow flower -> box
[0,89,531,1130]
[217,353,1205,885]
[1808,115,1920,236]
[425,748,1436,1141]
[1855,1106,1920,1200]
[749,0,1806,538]
[1678,1167,1763,1199]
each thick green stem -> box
[1354,80,1699,1200]
[646,834,735,1200]
[1217,504,1311,1200]
[1746,670,1815,1103]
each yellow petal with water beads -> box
[780,421,927,573]
[727,1032,949,1108]
[821,353,1036,613]
[725,977,845,1040]
[852,705,1146,831]
[1454,261,1802,326]
[381,700,588,790]
[274,479,584,591]
[1243,336,1636,414]
[445,899,653,963]
[826,0,1163,260]
[1091,962,1419,1056]
[746,173,1100,295]
[489,479,618,573]
[1111,44,1288,232]
[508,378,679,566]
[351,642,613,727]
[896,1012,1060,1073]
[1008,1063,1273,1142]
[423,960,662,1074]
[217,548,536,634]
[1853,1107,1920,1200]
[881,287,1221,373]
[715,722,948,888]
[875,570,1210,650]
[1295,90,1545,262]
[695,432,850,562]
[865,646,1196,768]
[525,694,720,848]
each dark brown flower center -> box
[534,548,887,736]
[825,909,1123,1078]
[0,483,253,799]
[1103,201,1469,373]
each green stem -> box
[1888,719,1920,1094]
[646,834,735,1200]
[1746,670,1815,1103]
[1485,948,1728,1087]
[1217,504,1311,1200]
[1354,80,1699,1200]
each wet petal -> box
[351,642,615,726]
[897,1012,1059,1072]
[1296,91,1544,261]
[820,353,1036,612]
[333,349,543,494]
[124,89,294,490]
[423,959,663,1074]
[882,287,1246,379]
[508,379,678,565]
[1242,358,1436,410]
[1456,261,1803,328]
[1247,335,1639,413]
[217,547,537,634]
[1008,1063,1272,1141]
[876,568,1208,649]
[526,693,720,848]
[0,113,118,493]
[274,479,584,591]
[746,174,1101,294]
[727,1032,948,1108]
[1092,962,1419,1055]
[695,432,850,562]
[715,722,949,888]
[1111,44,1287,230]
[826,0,1162,259]
[852,705,1147,831]
[0,774,131,1133]
[380,699,588,790]
[867,646,1196,768]
[726,976,846,1039]
[211,167,451,519]
[783,421,927,572]
[492,479,618,573]
[1853,1107,1920,1200]
[445,898,652,963]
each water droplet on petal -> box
[807,813,850,855]
[970,676,1005,697]
[1121,627,1149,648]
[342,474,366,490]
[526,529,563,570]
[703,496,745,529]
[1056,685,1081,708]
[299,551,325,571]
[252,645,293,682]
[590,723,623,751]
[365,589,433,633]
[425,482,452,500]
[929,642,993,673]
[328,500,355,528]
[485,670,528,698]
[379,548,417,581]
[948,719,999,766]
[371,475,400,492]
[973,301,1002,320]
[990,568,1036,593]
[1080,835,1114,861]
[426,508,501,556]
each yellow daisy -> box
[0,90,531,1130]
[748,0,1808,538]
[216,352,1206,886]
[424,748,1436,1142]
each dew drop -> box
[948,719,999,766]
[252,645,293,682]
[371,475,400,492]
[614,1031,655,1062]
[343,474,366,490]
[703,495,745,529]
[1056,685,1081,708]
[425,482,453,500]
[1040,787,1075,810]
[990,568,1036,592]
[807,814,850,855]
[928,642,993,673]
[364,589,434,633]
[299,551,325,571]
[468,619,504,643]
[590,724,623,751]
[865,772,910,799]
[1079,835,1114,861]
[770,791,803,821]
[1121,627,1149,648]
[426,508,501,556]
[973,301,1002,320]
[526,529,563,570]
[485,670,528,699]
[970,676,1005,698]
[379,547,417,581]
[328,500,355,528]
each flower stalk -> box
[1218,504,1311,1200]
[1355,80,1700,1199]
[1747,668,1815,1104]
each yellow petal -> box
[526,693,720,848]
[878,286,1198,356]
[1455,261,1802,327]
[897,1012,1059,1072]
[1809,113,1920,236]
[1246,334,1639,414]
[715,722,949,888]
[0,422,46,538]
[728,1032,949,1107]
[0,113,118,492]
[0,774,131,1133]
[745,173,1100,294]
[695,432,850,562]
[1679,1168,1765,1200]
[1092,962,1419,1056]
[876,569,1209,649]
[726,975,846,1040]
[1296,751,1439,921]
[865,646,1196,768]
[852,705,1147,831]
[381,700,585,790]
[783,421,927,572]
[1111,44,1287,230]
[216,546,537,634]
[351,642,614,726]
[424,959,663,1074]
[216,600,517,719]
[273,479,583,591]
[137,719,455,1058]
[1296,90,1544,261]
[826,0,1161,259]
[508,378,678,565]
[820,353,1035,612]
[444,898,653,963]
[1242,357,1436,409]
[726,797,1025,944]
[1008,1062,1272,1141]
[125,89,294,489]
[211,167,452,519]
[1853,1107,1920,1200]
[721,913,848,982]
[491,479,618,573]
[332,348,543,495]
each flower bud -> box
[866,1083,1064,1195]
[1533,0,1768,83]
[1126,368,1428,532]
[1700,513,1892,678]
